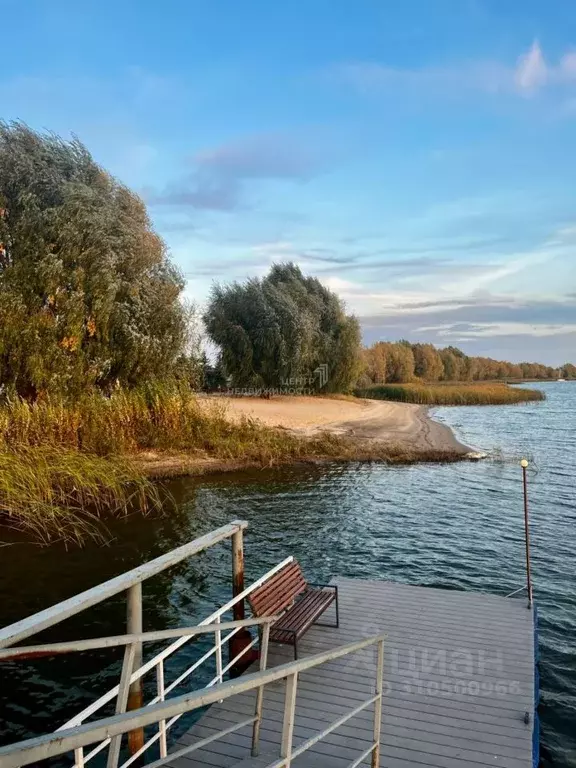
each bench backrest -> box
[249,560,307,617]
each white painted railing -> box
[0,633,386,768]
[0,521,292,768]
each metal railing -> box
[0,633,386,768]
[0,521,294,768]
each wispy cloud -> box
[333,40,576,100]
[149,133,324,211]
[514,41,548,94]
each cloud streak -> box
[149,133,323,211]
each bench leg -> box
[313,588,340,629]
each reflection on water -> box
[0,382,574,767]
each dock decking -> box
[169,578,536,768]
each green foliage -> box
[203,262,362,392]
[0,121,190,399]
[355,382,546,405]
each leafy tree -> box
[362,342,388,383]
[412,343,444,381]
[0,122,190,399]
[204,263,362,392]
[385,343,415,382]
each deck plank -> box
[165,578,535,768]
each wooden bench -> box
[248,560,339,659]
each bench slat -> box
[270,589,336,643]
[249,563,307,617]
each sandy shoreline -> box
[136,396,471,479]
[217,395,470,453]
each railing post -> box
[251,622,270,756]
[126,583,144,755]
[107,643,136,768]
[215,615,223,684]
[156,661,168,759]
[371,639,385,768]
[280,672,298,766]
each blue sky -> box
[2,0,575,364]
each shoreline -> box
[135,396,473,480]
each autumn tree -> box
[385,343,415,382]
[362,342,388,384]
[412,343,444,381]
[359,340,569,386]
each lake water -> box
[0,381,574,767]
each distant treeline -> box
[360,341,576,385]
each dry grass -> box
[0,448,160,544]
[355,382,545,405]
[0,384,466,544]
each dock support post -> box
[232,527,245,623]
[126,583,144,755]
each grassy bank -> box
[0,448,159,544]
[355,382,545,405]
[0,386,465,543]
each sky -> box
[2,0,575,364]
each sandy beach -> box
[137,395,471,479]
[214,395,470,453]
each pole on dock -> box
[520,459,533,609]
[232,528,245,622]
[126,583,144,754]
[230,527,253,673]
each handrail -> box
[57,556,294,731]
[0,520,254,768]
[0,520,248,648]
[0,634,386,768]
[0,616,275,660]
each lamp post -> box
[520,459,533,608]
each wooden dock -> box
[169,578,536,768]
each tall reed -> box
[355,382,545,405]
[0,448,160,544]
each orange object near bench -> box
[248,560,339,659]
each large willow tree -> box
[204,262,362,392]
[0,122,189,399]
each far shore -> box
[136,395,473,479]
